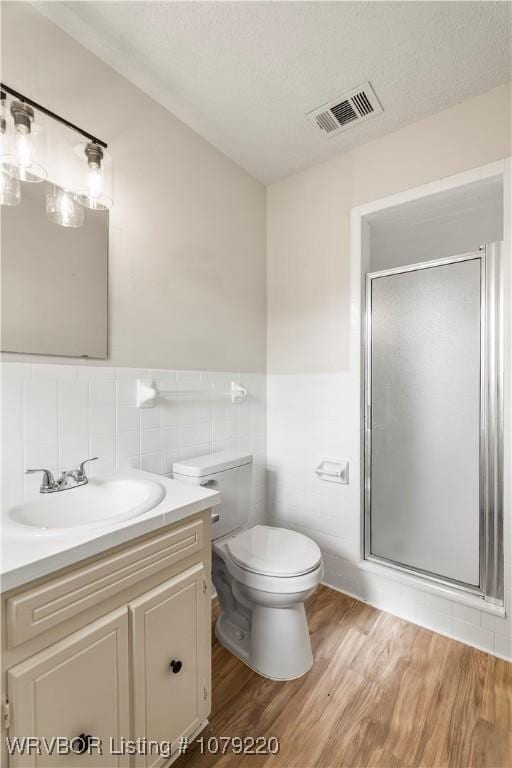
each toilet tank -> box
[172,451,253,540]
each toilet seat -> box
[214,536,323,596]
[226,524,321,577]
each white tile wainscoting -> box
[267,372,512,661]
[1,362,267,526]
[1,361,510,660]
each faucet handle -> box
[25,468,56,491]
[77,457,99,477]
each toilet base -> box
[215,613,251,664]
[215,612,313,681]
[212,543,322,681]
[215,602,314,681]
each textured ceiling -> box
[36,1,511,184]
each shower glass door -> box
[364,247,503,598]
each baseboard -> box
[320,579,364,605]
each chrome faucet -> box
[26,457,99,494]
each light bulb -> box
[14,130,33,180]
[57,190,74,225]
[87,165,103,207]
[0,169,20,206]
[46,183,84,228]
[74,141,113,210]
[1,101,47,183]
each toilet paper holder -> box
[314,458,349,484]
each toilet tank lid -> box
[172,450,253,477]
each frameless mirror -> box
[1,180,108,358]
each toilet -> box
[172,450,323,680]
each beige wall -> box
[3,2,510,377]
[1,3,267,372]
[267,83,511,373]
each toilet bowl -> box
[172,451,323,680]
[214,524,323,679]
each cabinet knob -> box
[72,734,93,754]
[169,659,183,673]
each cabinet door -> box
[7,608,130,768]
[130,563,210,768]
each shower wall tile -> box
[452,602,482,625]
[451,618,494,653]
[494,632,512,659]
[481,610,511,635]
[425,593,452,616]
[415,604,453,637]
[267,371,511,661]
[1,362,266,528]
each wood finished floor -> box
[180,585,512,768]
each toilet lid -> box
[226,525,322,577]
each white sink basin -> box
[9,476,165,533]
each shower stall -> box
[362,178,505,604]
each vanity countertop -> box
[1,469,220,592]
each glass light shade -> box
[0,97,11,153]
[0,170,21,206]
[73,141,113,210]
[46,183,84,228]
[0,100,21,204]
[1,100,47,183]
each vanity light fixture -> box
[1,99,47,183]
[74,140,113,210]
[0,82,112,226]
[0,94,20,206]
[0,170,20,206]
[46,183,85,228]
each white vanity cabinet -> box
[7,608,131,768]
[130,565,209,768]
[1,511,213,768]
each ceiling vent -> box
[307,82,383,137]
